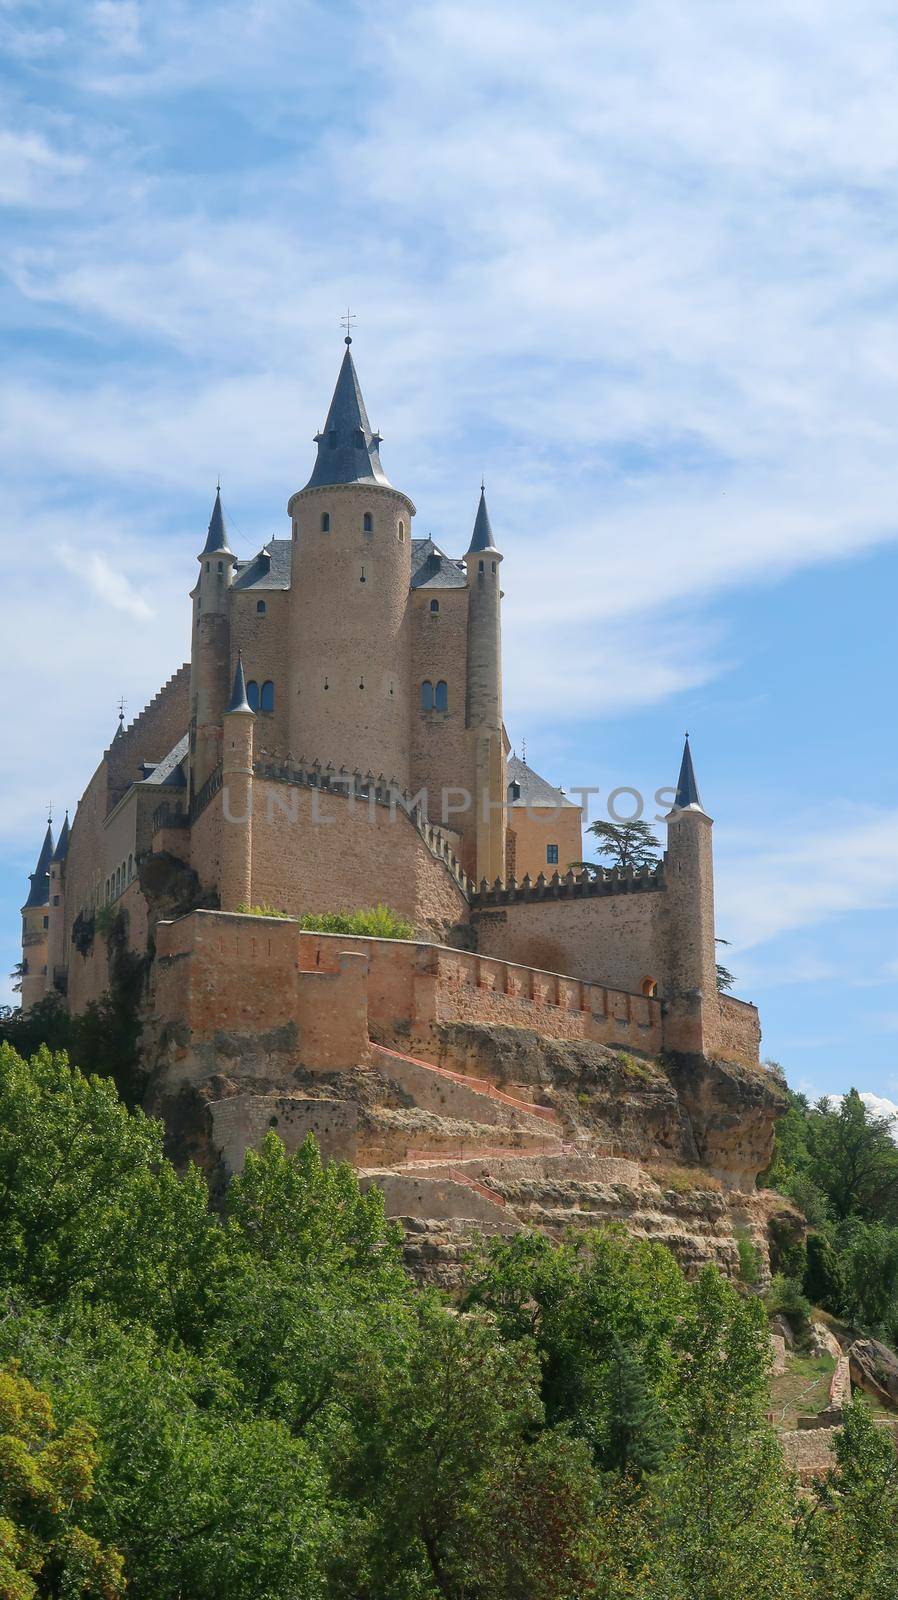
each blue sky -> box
[0,0,896,1106]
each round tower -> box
[464,487,506,887]
[46,812,70,998]
[189,487,236,802]
[287,340,415,787]
[663,735,718,1054]
[220,655,255,912]
[20,817,54,1011]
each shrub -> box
[735,1228,761,1287]
[235,903,288,918]
[297,905,417,940]
[766,1273,812,1335]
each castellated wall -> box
[229,776,470,935]
[472,888,668,996]
[714,994,762,1066]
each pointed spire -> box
[465,485,500,556]
[303,345,392,491]
[674,733,703,810]
[201,484,232,556]
[226,652,254,715]
[51,812,70,864]
[23,821,55,908]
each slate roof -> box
[23,822,54,907]
[674,734,703,810]
[232,540,292,591]
[51,814,70,863]
[303,344,392,491]
[410,537,467,590]
[506,754,578,809]
[201,487,232,556]
[142,733,189,789]
[227,654,254,715]
[466,487,499,555]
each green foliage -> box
[0,1037,896,1599]
[736,1227,762,1286]
[0,1363,124,1599]
[804,1230,845,1313]
[234,903,418,939]
[585,818,662,872]
[766,1273,813,1335]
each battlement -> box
[471,862,665,907]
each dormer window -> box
[321,512,330,532]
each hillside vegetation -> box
[0,1040,897,1599]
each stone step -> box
[370,1043,560,1133]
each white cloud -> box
[0,128,83,206]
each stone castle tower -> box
[17,338,758,1071]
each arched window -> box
[127,853,133,880]
[420,680,434,711]
[256,599,266,614]
[320,512,330,532]
[363,512,373,533]
[398,520,405,541]
[260,680,275,712]
[491,561,497,573]
[430,598,439,613]
[642,977,658,998]
[218,561,224,573]
[246,679,260,712]
[435,680,448,711]
[478,559,485,573]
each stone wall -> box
[409,586,475,866]
[472,884,667,995]
[210,1093,360,1173]
[506,802,583,884]
[712,994,762,1065]
[245,776,469,936]
[230,588,291,759]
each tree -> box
[801,1398,898,1600]
[806,1090,898,1223]
[603,1338,674,1480]
[716,937,736,993]
[583,819,662,873]
[0,1364,123,1600]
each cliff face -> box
[143,1001,788,1288]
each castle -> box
[20,338,762,1146]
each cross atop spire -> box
[674,732,703,811]
[201,484,233,557]
[303,345,391,492]
[340,306,357,345]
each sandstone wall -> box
[230,588,291,758]
[506,802,583,883]
[473,888,667,994]
[210,1093,360,1173]
[711,994,762,1065]
[409,586,475,865]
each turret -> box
[663,735,717,1053]
[189,486,237,800]
[464,486,505,886]
[287,339,415,785]
[20,817,54,1011]
[46,812,70,998]
[220,654,254,912]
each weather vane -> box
[341,306,357,345]
[118,695,126,729]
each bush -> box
[736,1228,761,1287]
[297,905,418,940]
[766,1273,812,1335]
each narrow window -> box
[491,561,496,573]
[205,562,210,573]
[430,598,439,613]
[128,854,133,879]
[435,680,448,711]
[218,561,224,573]
[260,680,274,712]
[360,566,366,582]
[256,599,266,614]
[363,512,373,533]
[546,844,559,865]
[642,977,658,998]
[478,559,484,573]
[246,679,260,712]
[321,512,330,532]
[508,781,521,801]
[43,914,49,929]
[420,680,434,711]
[398,520,405,541]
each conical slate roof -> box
[226,653,254,715]
[23,821,54,908]
[465,486,499,556]
[201,486,232,556]
[674,734,703,810]
[303,344,392,491]
[51,813,70,864]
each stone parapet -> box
[471,863,665,907]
